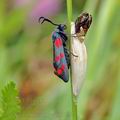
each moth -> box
[39,17,70,82]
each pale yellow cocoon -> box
[71,22,87,96]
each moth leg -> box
[66,48,78,57]
[59,31,84,39]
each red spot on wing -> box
[57,69,62,75]
[57,64,65,75]
[55,55,60,62]
[60,53,64,58]
[61,64,65,70]
[54,38,62,48]
[55,53,65,62]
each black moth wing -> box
[52,31,69,82]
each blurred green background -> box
[0,0,120,120]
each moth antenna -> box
[38,17,59,27]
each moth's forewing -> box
[52,32,69,82]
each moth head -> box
[75,12,92,35]
[58,24,67,31]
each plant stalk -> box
[66,0,78,120]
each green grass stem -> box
[66,0,78,120]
